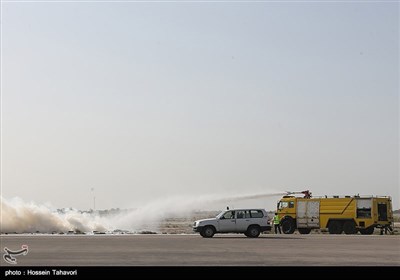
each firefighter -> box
[273,213,281,234]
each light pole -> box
[91,188,96,212]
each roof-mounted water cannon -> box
[285,190,312,198]
[302,190,312,198]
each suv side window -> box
[236,210,246,219]
[222,211,235,219]
[250,210,263,218]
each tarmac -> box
[1,234,399,266]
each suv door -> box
[235,210,252,232]
[218,211,236,232]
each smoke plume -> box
[1,191,285,233]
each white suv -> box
[193,209,271,238]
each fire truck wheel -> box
[298,228,311,234]
[359,226,374,235]
[343,221,357,234]
[328,221,343,234]
[281,218,296,234]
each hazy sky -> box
[1,1,399,210]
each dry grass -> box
[159,211,218,234]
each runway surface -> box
[1,234,399,266]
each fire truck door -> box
[297,201,320,228]
[307,201,320,227]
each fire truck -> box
[276,190,393,234]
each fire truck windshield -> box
[278,201,288,210]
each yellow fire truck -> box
[276,190,393,234]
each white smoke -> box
[1,197,107,233]
[110,192,286,232]
[0,191,285,234]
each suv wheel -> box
[201,226,215,238]
[246,226,261,238]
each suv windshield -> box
[216,211,225,219]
